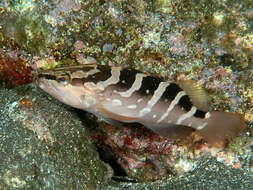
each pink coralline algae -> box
[167,33,189,56]
[0,57,32,88]
[92,122,203,181]
[199,66,238,96]
[92,119,249,181]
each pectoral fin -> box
[97,116,125,127]
[178,80,209,112]
[98,103,139,122]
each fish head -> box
[36,65,99,110]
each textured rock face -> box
[0,84,112,189]
[1,84,252,189]
[0,0,252,121]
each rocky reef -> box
[0,0,252,188]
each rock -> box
[0,84,112,189]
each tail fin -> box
[198,111,245,147]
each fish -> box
[36,63,245,147]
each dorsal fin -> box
[178,80,209,112]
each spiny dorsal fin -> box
[178,80,209,112]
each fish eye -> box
[57,74,70,84]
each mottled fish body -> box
[37,64,244,146]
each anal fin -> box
[146,123,195,140]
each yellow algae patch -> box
[3,171,26,188]
[33,57,59,70]
[245,111,253,123]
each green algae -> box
[174,0,252,70]
[8,0,36,13]
[14,15,48,54]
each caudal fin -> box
[198,111,245,147]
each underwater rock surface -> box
[0,84,112,189]
[0,84,252,189]
[0,0,252,188]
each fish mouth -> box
[36,77,51,90]
[34,73,53,87]
[36,77,66,100]
[31,68,54,85]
